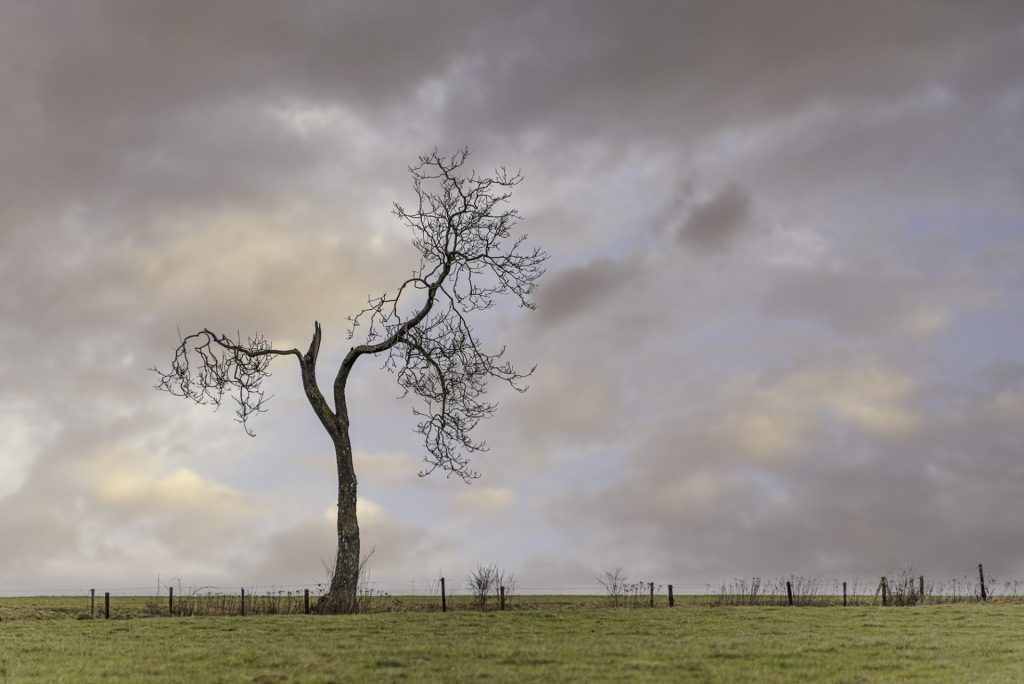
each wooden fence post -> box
[240,588,246,616]
[881,577,888,606]
[786,581,794,606]
[842,581,847,607]
[90,588,95,617]
[978,564,987,601]
[304,589,310,615]
[169,587,173,616]
[649,582,654,608]
[104,592,110,619]
[500,585,506,611]
[919,575,925,601]
[668,584,675,607]
[440,577,447,613]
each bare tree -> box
[466,563,516,610]
[153,149,548,613]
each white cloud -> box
[0,401,53,501]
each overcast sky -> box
[2,0,1023,595]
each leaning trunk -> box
[326,428,360,613]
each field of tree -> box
[3,596,1024,682]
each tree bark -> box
[327,427,360,613]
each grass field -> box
[2,596,1023,682]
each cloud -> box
[762,262,988,338]
[94,466,254,519]
[353,451,424,486]
[1,0,1023,592]
[678,184,752,252]
[503,364,625,449]
[716,365,922,453]
[534,258,641,325]
[242,496,456,585]
[136,205,403,337]
[433,1,1024,148]
[545,360,1024,579]
[0,444,263,584]
[449,487,518,516]
[0,400,55,501]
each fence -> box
[3,563,1021,618]
[712,567,1024,607]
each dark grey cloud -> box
[535,258,641,325]
[0,0,525,227]
[435,1,1024,142]
[678,184,752,252]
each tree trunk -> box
[300,323,361,614]
[326,428,360,613]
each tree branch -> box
[152,329,300,436]
[153,148,547,477]
[338,148,548,479]
[300,321,341,437]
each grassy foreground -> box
[2,599,1023,682]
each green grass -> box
[2,597,1023,682]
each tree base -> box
[313,590,359,615]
